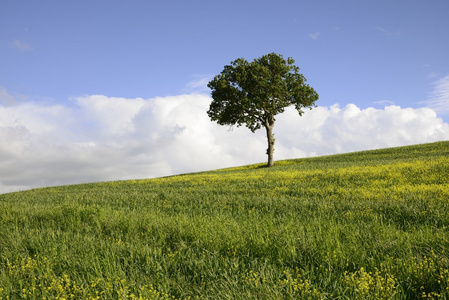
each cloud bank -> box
[1,90,448,193]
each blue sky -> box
[1,0,449,193]
[2,0,449,108]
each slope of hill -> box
[1,141,448,299]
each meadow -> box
[1,141,448,299]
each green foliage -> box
[207,53,318,132]
[1,141,449,299]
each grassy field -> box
[1,141,448,299]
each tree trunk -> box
[265,118,275,167]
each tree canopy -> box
[207,53,318,167]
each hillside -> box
[1,141,448,299]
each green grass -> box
[1,141,449,299]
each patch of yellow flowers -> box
[277,269,320,298]
[1,255,179,300]
[147,157,449,202]
[343,267,397,299]
[244,268,320,298]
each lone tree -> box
[207,53,319,167]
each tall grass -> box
[1,141,448,299]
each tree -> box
[207,53,319,167]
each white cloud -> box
[308,32,320,40]
[183,76,212,93]
[1,89,449,194]
[275,104,448,156]
[374,26,401,36]
[373,100,395,106]
[12,39,33,52]
[0,88,18,106]
[427,72,439,79]
[425,75,449,116]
